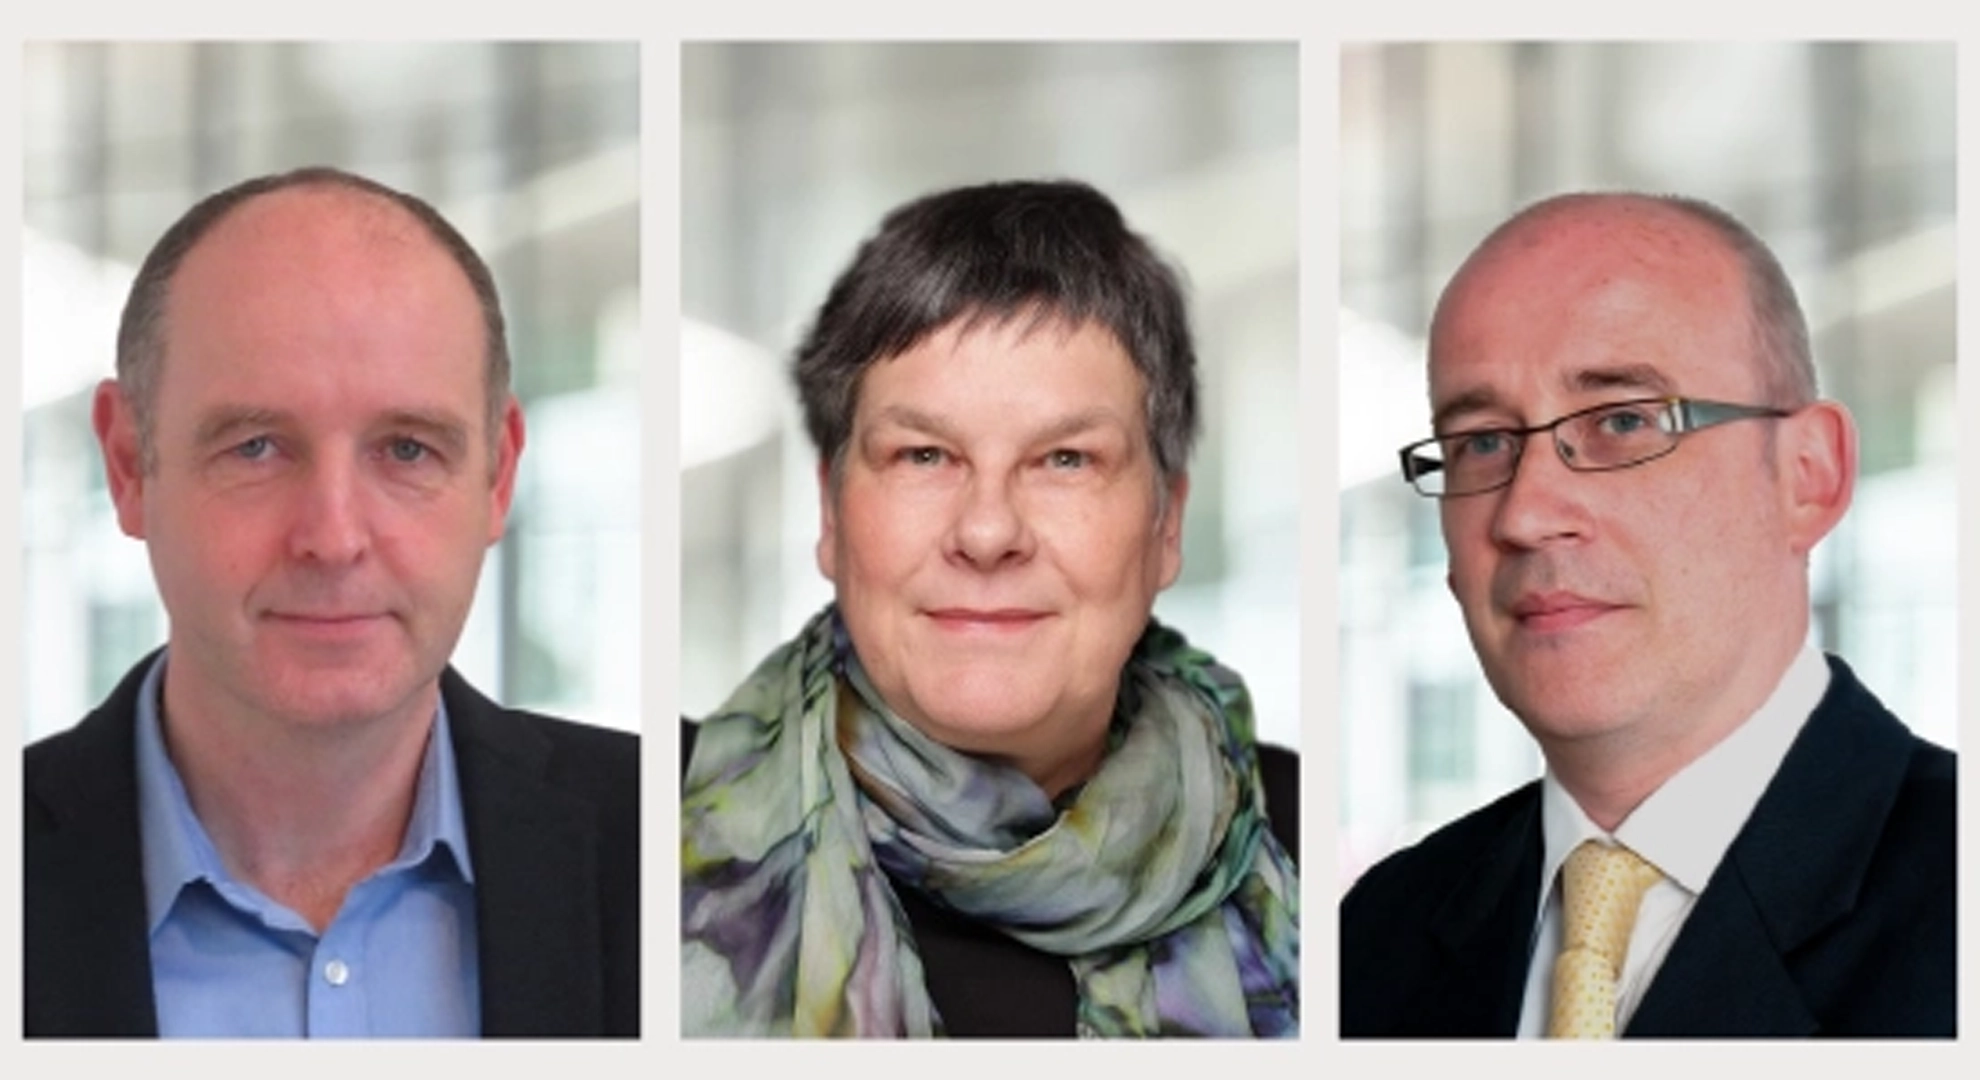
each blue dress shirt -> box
[133,653,482,1037]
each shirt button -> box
[324,959,351,987]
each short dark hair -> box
[793,179,1200,481]
[116,165,511,469]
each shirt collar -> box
[1537,643,1829,908]
[134,651,476,936]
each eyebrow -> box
[1568,363,1676,398]
[189,405,473,458]
[1431,363,1679,431]
[192,406,290,450]
[864,404,1129,446]
[866,405,957,443]
[378,408,473,458]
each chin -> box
[900,676,1066,754]
[914,701,1048,750]
[254,666,435,729]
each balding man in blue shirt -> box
[25,167,639,1038]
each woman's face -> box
[817,315,1186,795]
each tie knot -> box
[1560,841,1661,966]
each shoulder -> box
[1256,742,1299,862]
[1341,780,1541,926]
[1810,652,1956,860]
[24,656,159,1038]
[25,711,124,806]
[1809,654,1955,835]
[439,672,640,1037]
[440,669,640,806]
[25,652,154,827]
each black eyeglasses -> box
[1398,397,1794,498]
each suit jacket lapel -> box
[24,656,162,1036]
[1411,788,1544,1036]
[1627,658,1912,1036]
[445,671,608,1036]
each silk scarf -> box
[681,606,1299,1037]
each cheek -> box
[832,493,925,588]
[1438,511,1495,597]
[141,511,262,626]
[1662,496,1776,604]
[379,500,498,580]
[1062,515,1166,599]
[149,488,254,566]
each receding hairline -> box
[116,169,514,476]
[128,172,505,397]
[1450,194,1744,290]
[171,181,466,294]
[1431,192,1813,407]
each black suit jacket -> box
[681,718,1299,1037]
[1339,654,1955,1037]
[25,653,641,1038]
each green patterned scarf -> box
[681,605,1299,1037]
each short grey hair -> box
[792,179,1201,486]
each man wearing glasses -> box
[1339,193,1955,1037]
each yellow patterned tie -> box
[1547,840,1663,1038]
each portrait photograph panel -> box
[678,39,1301,1038]
[1336,39,1955,1039]
[21,39,642,1038]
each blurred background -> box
[20,41,641,743]
[1338,42,1955,892]
[679,42,1302,751]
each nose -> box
[1487,432,1590,550]
[287,455,370,566]
[946,472,1033,570]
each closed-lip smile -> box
[1508,591,1623,633]
[923,607,1052,630]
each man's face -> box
[818,316,1185,791]
[96,187,522,733]
[1430,204,1808,756]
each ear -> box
[1778,399,1856,556]
[486,394,527,545]
[92,379,149,539]
[1154,471,1190,589]
[814,457,840,584]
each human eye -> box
[1044,448,1089,470]
[1444,428,1514,462]
[1589,401,1663,439]
[230,434,276,462]
[385,436,433,465]
[897,445,948,467]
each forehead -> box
[855,314,1147,423]
[157,187,486,413]
[1426,201,1762,418]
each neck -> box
[1543,627,1804,832]
[158,668,439,931]
[1018,733,1108,802]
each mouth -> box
[922,608,1054,634]
[1507,592,1625,634]
[263,611,393,639]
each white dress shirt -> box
[1514,644,1831,1037]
